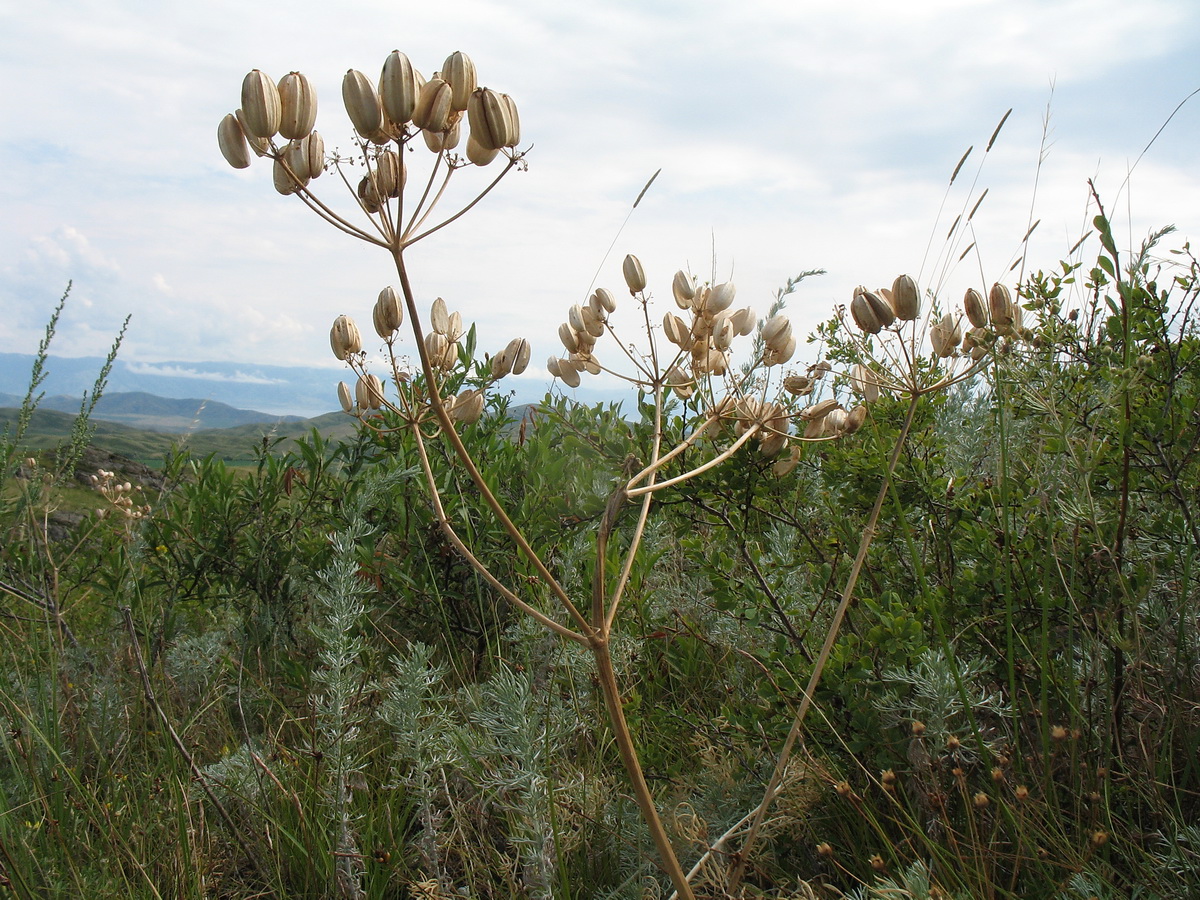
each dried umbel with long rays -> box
[218,49,732,899]
[723,271,1032,892]
[547,254,866,504]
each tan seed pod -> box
[421,119,461,152]
[240,70,281,139]
[235,109,272,156]
[412,77,453,132]
[330,315,362,361]
[764,333,797,366]
[500,93,520,146]
[337,381,354,414]
[375,149,404,197]
[892,274,920,321]
[783,374,814,396]
[568,303,587,335]
[467,87,513,151]
[546,356,562,378]
[730,307,757,336]
[850,363,880,402]
[357,174,384,213]
[929,313,961,358]
[273,154,304,195]
[491,346,515,378]
[622,254,646,294]
[760,432,789,457]
[342,69,383,136]
[373,286,404,338]
[989,283,1014,328]
[424,331,449,367]
[441,51,477,112]
[445,311,463,342]
[825,408,849,435]
[842,404,868,435]
[708,282,736,313]
[712,314,735,351]
[217,113,252,169]
[439,340,459,371]
[593,287,617,314]
[665,364,693,399]
[282,139,311,186]
[558,322,580,353]
[574,352,602,375]
[803,416,828,439]
[663,312,687,347]
[466,133,500,166]
[964,287,989,328]
[801,398,841,421]
[379,50,421,126]
[558,360,581,388]
[508,337,531,374]
[773,446,801,477]
[580,304,605,338]
[690,286,710,314]
[277,72,317,140]
[761,314,792,350]
[355,374,385,411]
[672,270,696,309]
[299,131,324,179]
[430,297,450,335]
[452,389,485,424]
[575,329,596,354]
[708,348,729,376]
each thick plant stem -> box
[593,636,696,900]
[727,394,922,891]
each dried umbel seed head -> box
[467,87,516,152]
[989,283,1014,329]
[330,315,362,360]
[622,254,646,294]
[891,274,921,321]
[379,50,420,126]
[373,286,404,338]
[342,69,383,137]
[964,287,989,328]
[337,381,354,413]
[441,51,477,112]
[240,70,281,139]
[217,113,252,169]
[850,363,880,402]
[355,374,385,411]
[277,72,317,140]
[672,270,696,309]
[412,76,453,133]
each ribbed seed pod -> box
[763,334,797,366]
[803,416,828,439]
[760,432,789,457]
[892,274,920,321]
[430,297,450,335]
[546,356,562,379]
[573,352,602,375]
[446,311,463,342]
[452,389,485,424]
[964,287,988,328]
[773,446,801,476]
[929,313,961,358]
[277,72,317,140]
[730,307,757,336]
[217,113,251,169]
[842,405,868,435]
[783,374,813,396]
[337,381,354,414]
[665,365,693,399]
[622,254,646,294]
[342,69,383,136]
[282,140,312,187]
[500,93,520,146]
[357,174,383,213]
[441,51,477,112]
[424,332,449,367]
[273,155,303,195]
[508,337,531,374]
[663,313,688,348]
[466,133,500,166]
[592,288,617,314]
[672,270,696,309]
[708,282,736,313]
[299,131,324,179]
[558,322,580,353]
[379,51,420,126]
[801,398,841,421]
[235,109,271,156]
[850,364,880,402]
[375,149,404,197]
[712,315,734,351]
[467,87,512,151]
[412,77,453,132]
[491,346,514,378]
[825,408,849,436]
[580,305,605,338]
[373,286,404,338]
[989,283,1014,328]
[423,119,462,152]
[355,374,385,411]
[761,314,792,351]
[558,360,581,388]
[330,315,362,360]
[240,70,281,138]
[568,303,587,335]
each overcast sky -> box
[1,0,1197,401]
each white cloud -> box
[123,362,286,385]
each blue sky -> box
[1,0,1197,408]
